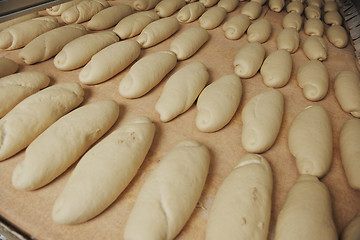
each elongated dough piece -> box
[297,60,328,101]
[334,70,360,118]
[288,105,333,177]
[222,14,250,40]
[119,51,177,98]
[342,213,360,240]
[86,5,133,31]
[196,74,242,132]
[304,18,324,36]
[155,0,186,17]
[199,0,220,7]
[233,42,265,78]
[0,16,60,50]
[177,2,206,23]
[170,26,209,60]
[303,35,327,61]
[133,0,161,10]
[286,1,304,14]
[282,12,302,31]
[12,100,119,191]
[206,154,272,240]
[252,0,267,5]
[0,12,38,32]
[241,1,262,20]
[260,49,292,88]
[269,0,285,12]
[247,18,272,43]
[305,5,321,19]
[324,10,342,25]
[199,7,227,29]
[0,82,84,161]
[54,31,118,71]
[124,139,210,240]
[19,24,87,65]
[136,17,179,48]
[326,24,348,48]
[0,57,18,78]
[217,0,239,12]
[155,62,209,122]
[113,11,160,39]
[242,88,284,153]
[61,0,109,24]
[46,0,84,16]
[0,71,50,118]
[276,27,299,53]
[80,40,141,85]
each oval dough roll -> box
[206,154,273,240]
[288,105,333,177]
[0,57,18,78]
[133,0,161,10]
[155,62,209,122]
[341,213,360,240]
[0,82,84,161]
[124,139,210,240]
[241,1,262,20]
[269,0,285,12]
[199,6,227,30]
[326,24,348,48]
[305,5,321,19]
[222,13,250,40]
[119,51,177,98]
[303,35,327,61]
[61,0,109,24]
[324,10,342,25]
[247,18,272,43]
[217,0,239,12]
[177,2,206,23]
[155,0,186,17]
[276,27,300,53]
[307,0,323,8]
[196,74,242,132]
[282,12,302,31]
[286,1,304,14]
[324,1,338,12]
[304,18,324,36]
[233,42,265,78]
[46,0,83,16]
[199,0,220,7]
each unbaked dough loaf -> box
[19,24,87,65]
[326,24,348,48]
[304,18,324,36]
[0,71,50,118]
[288,105,333,177]
[155,0,186,17]
[303,35,327,61]
[341,213,360,240]
[206,154,272,240]
[233,42,265,78]
[241,1,262,20]
[324,10,342,25]
[199,0,219,7]
[282,12,302,31]
[260,49,292,88]
[286,1,304,14]
[269,0,285,12]
[177,2,206,23]
[196,74,242,132]
[0,82,84,161]
[119,51,177,98]
[217,0,239,12]
[222,13,250,40]
[61,0,109,24]
[324,1,338,12]
[199,6,227,30]
[46,0,84,16]
[305,5,321,19]
[123,139,210,240]
[54,31,119,71]
[251,0,267,5]
[133,0,161,10]
[274,174,337,240]
[247,18,272,43]
[155,62,209,122]
[80,40,141,85]
[307,0,323,8]
[276,27,300,53]
[0,57,18,78]
[0,12,38,32]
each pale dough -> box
[155,62,209,122]
[286,1,304,14]
[233,42,265,78]
[217,0,239,12]
[276,27,300,53]
[206,154,272,240]
[196,74,242,132]
[133,0,161,10]
[241,88,284,153]
[304,18,324,36]
[252,0,267,5]
[80,40,141,85]
[307,0,323,8]
[324,1,338,12]
[288,105,333,177]
[302,35,327,61]
[0,57,18,78]
[0,12,38,32]
[326,24,348,48]
[123,139,210,240]
[282,12,302,31]
[324,10,342,25]
[305,5,321,19]
[119,51,177,98]
[199,6,227,30]
[199,0,219,7]
[247,18,272,43]
[0,82,84,161]
[46,0,84,16]
[155,0,186,17]
[177,2,206,23]
[61,0,109,24]
[222,13,250,40]
[54,31,119,71]
[274,175,337,240]
[269,0,285,12]
[341,213,360,240]
[241,1,262,20]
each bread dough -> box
[0,71,50,118]
[307,0,323,8]
[217,0,239,12]
[86,5,133,31]
[133,0,161,10]
[54,31,119,71]
[199,0,219,7]
[177,2,206,23]
[304,18,324,36]
[260,49,292,88]
[52,116,155,224]
[341,213,360,240]
[276,27,300,53]
[241,88,284,153]
[119,51,177,98]
[324,10,342,25]
[269,0,285,12]
[234,42,265,78]
[0,12,38,32]
[19,24,87,65]
[170,26,209,60]
[334,70,360,118]
[288,105,333,177]
[196,74,242,132]
[305,5,321,19]
[206,154,272,240]
[282,12,303,31]
[222,13,250,40]
[113,11,159,39]
[0,16,60,50]
[199,6,227,29]
[241,1,262,20]
[303,35,327,61]
[286,1,304,14]
[0,82,84,161]
[297,60,329,101]
[80,40,141,85]
[274,175,337,240]
[136,17,179,48]
[326,24,348,48]
[155,0,186,17]
[251,0,267,5]
[61,0,109,24]
[324,1,338,12]
[123,139,210,240]
[0,57,18,78]
[46,0,84,16]
[155,62,209,122]
[12,100,119,191]
[247,18,272,43]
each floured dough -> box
[155,0,186,17]
[233,42,265,78]
[46,0,84,16]
[0,57,18,78]
[269,0,285,12]
[303,35,327,61]
[304,18,324,36]
[177,2,206,23]
[222,13,250,40]
[305,5,321,19]
[247,18,272,43]
[324,10,342,25]
[80,40,141,85]
[286,1,304,14]
[199,0,219,7]
[276,27,300,53]
[282,12,303,31]
[124,139,210,240]
[217,0,239,12]
[196,74,242,132]
[241,1,262,20]
[288,105,333,177]
[155,62,209,122]
[206,154,272,240]
[133,0,161,10]
[0,82,84,161]
[61,0,109,24]
[341,213,360,240]
[119,51,177,98]
[199,6,227,30]
[326,24,348,48]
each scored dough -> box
[155,0,186,17]
[133,0,161,10]
[222,13,250,40]
[61,0,109,24]
[276,27,300,53]
[0,57,18,78]
[282,12,303,31]
[302,35,327,61]
[217,0,239,12]
[177,2,206,23]
[198,6,227,30]
[233,42,265,78]
[326,24,348,48]
[247,18,272,43]
[241,1,262,20]
[304,18,324,36]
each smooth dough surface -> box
[305,5,321,19]
[198,6,227,30]
[276,27,299,53]
[155,0,186,17]
[286,1,304,14]
[0,57,18,78]
[303,35,327,61]
[307,0,323,8]
[326,24,348,48]
[177,2,206,23]
[282,12,302,31]
[269,0,285,12]
[61,0,109,24]
[240,1,262,20]
[247,18,272,43]
[222,13,250,40]
[341,213,360,240]
[217,0,239,12]
[233,42,265,78]
[0,12,38,32]
[324,1,338,12]
[199,0,219,7]
[124,139,210,240]
[324,10,342,25]
[46,0,84,16]
[304,18,324,36]
[133,0,161,10]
